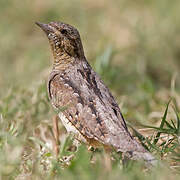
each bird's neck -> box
[49,42,74,71]
[52,52,75,71]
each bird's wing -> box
[48,60,145,153]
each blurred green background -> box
[1,0,180,124]
[0,0,180,179]
[1,0,180,91]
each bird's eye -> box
[60,29,67,34]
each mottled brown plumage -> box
[36,21,156,164]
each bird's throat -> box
[52,52,75,71]
[49,41,75,71]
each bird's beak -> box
[35,22,53,35]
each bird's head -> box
[36,22,84,67]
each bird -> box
[35,21,156,165]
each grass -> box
[0,0,180,179]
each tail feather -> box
[123,150,158,166]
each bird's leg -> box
[88,146,97,163]
[52,115,60,157]
[103,145,112,172]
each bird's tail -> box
[124,150,158,166]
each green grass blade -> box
[154,100,171,144]
[173,107,180,135]
[165,120,175,130]
[170,119,177,129]
[128,123,151,150]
